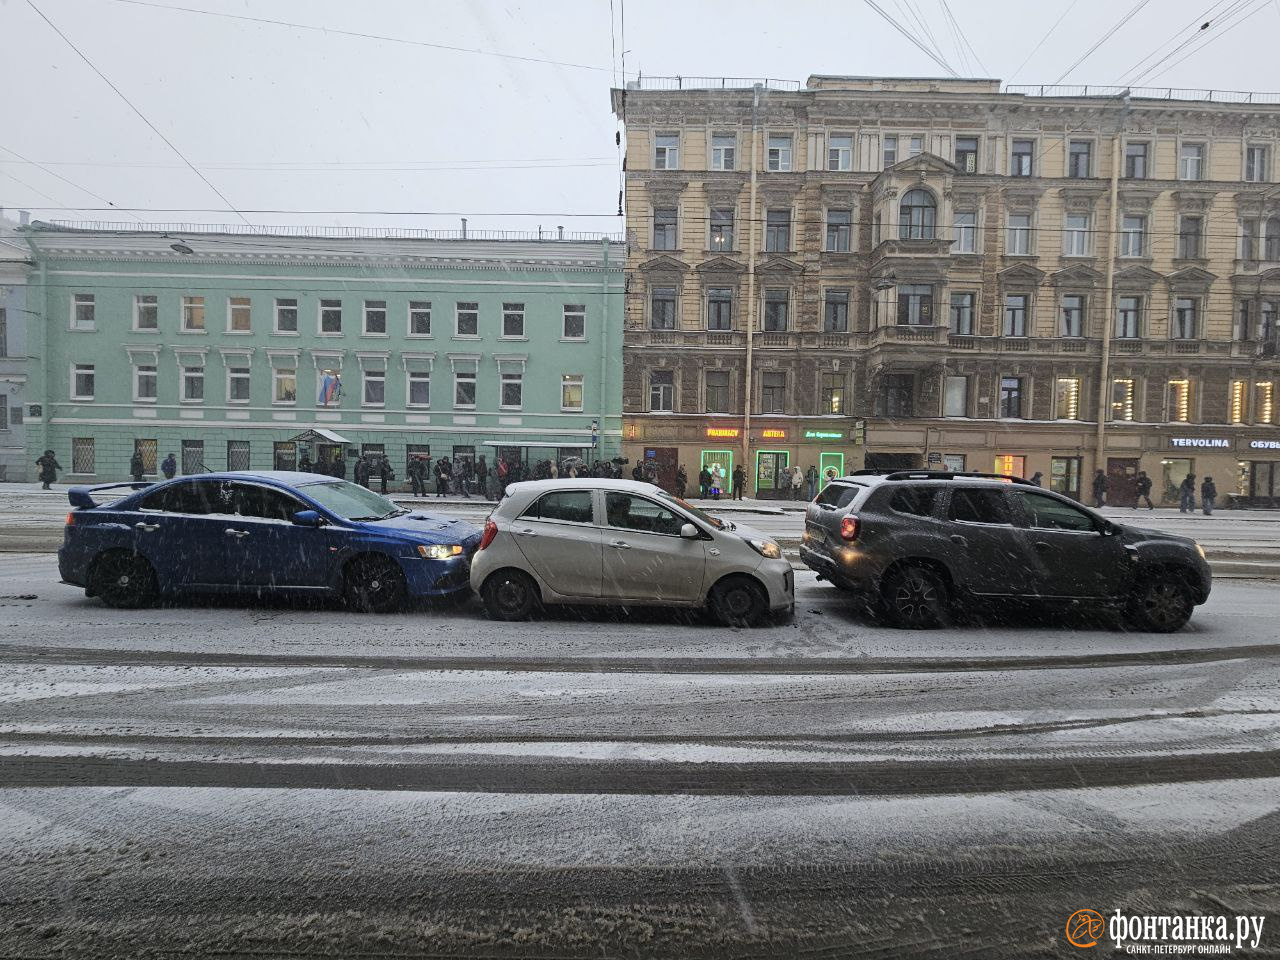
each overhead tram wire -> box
[939,0,990,77]
[896,0,954,75]
[1140,0,1272,84]
[862,0,959,76]
[935,0,973,75]
[0,143,143,222]
[1114,0,1235,86]
[1122,0,1252,87]
[1052,0,1154,84]
[1007,0,1082,85]
[26,1,251,227]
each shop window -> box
[1111,379,1135,421]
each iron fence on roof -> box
[1003,84,1280,105]
[40,221,623,242]
[624,76,802,92]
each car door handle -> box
[949,534,967,546]
[223,528,250,539]
[516,527,536,536]
[133,522,160,533]
[708,548,721,556]
[608,540,631,549]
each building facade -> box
[613,76,1280,504]
[0,211,32,481]
[22,225,622,485]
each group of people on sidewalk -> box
[1087,468,1218,515]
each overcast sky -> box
[2,0,1278,235]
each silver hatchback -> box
[469,479,794,626]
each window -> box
[1003,294,1028,336]
[1167,378,1192,422]
[1242,218,1259,260]
[409,300,431,336]
[1016,490,1097,532]
[134,294,158,330]
[407,371,431,406]
[711,133,736,171]
[501,302,525,338]
[955,136,978,172]
[815,483,859,509]
[1256,381,1275,423]
[882,134,898,167]
[890,487,940,517]
[705,370,731,413]
[274,297,298,333]
[650,287,676,329]
[319,299,342,334]
[181,296,205,332]
[907,135,923,158]
[897,284,933,326]
[181,440,205,476]
[560,374,583,411]
[709,208,734,250]
[999,376,1024,418]
[500,371,522,409]
[881,373,914,417]
[228,297,251,332]
[1060,295,1084,337]
[825,209,851,251]
[524,490,595,525]
[1063,214,1089,256]
[182,365,204,402]
[766,134,791,171]
[763,289,789,331]
[1178,216,1203,258]
[1230,380,1247,424]
[455,301,479,337]
[1125,142,1149,179]
[1179,142,1204,180]
[652,208,677,249]
[898,188,936,239]
[133,364,157,402]
[944,375,968,417]
[1173,297,1197,339]
[649,370,674,411]
[71,293,95,330]
[363,299,386,335]
[363,369,385,406]
[71,437,95,474]
[765,209,791,251]
[1068,140,1092,178]
[1266,219,1280,260]
[273,367,296,403]
[454,371,477,407]
[72,363,95,400]
[823,290,849,332]
[1011,139,1034,176]
[1055,377,1081,419]
[821,372,845,414]
[1116,296,1141,339]
[654,133,679,169]
[950,292,975,335]
[707,288,733,330]
[227,440,251,471]
[1121,215,1145,257]
[1111,378,1135,421]
[1237,300,1253,341]
[1246,145,1269,182]
[952,211,976,253]
[827,134,853,171]
[562,303,585,339]
[761,371,786,413]
[0,309,7,358]
[604,492,685,536]
[227,366,250,403]
[1007,213,1032,255]
[272,442,297,472]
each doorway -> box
[642,446,679,492]
[1107,457,1140,507]
[700,450,733,495]
[1050,456,1083,501]
[818,451,844,487]
[755,450,790,499]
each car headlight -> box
[417,543,464,560]
[1195,542,1206,560]
[746,537,782,560]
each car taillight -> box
[478,519,498,551]
[840,515,860,541]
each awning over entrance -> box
[287,428,352,445]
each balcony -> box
[757,332,795,348]
[868,324,945,347]
[630,329,745,349]
[1172,340,1202,355]
[1113,339,1143,355]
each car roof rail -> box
[882,470,1037,486]
[844,469,900,477]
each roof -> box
[288,428,352,445]
[504,478,663,496]
[168,470,347,486]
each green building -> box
[22,223,622,485]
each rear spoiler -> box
[67,482,152,509]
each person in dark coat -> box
[354,455,370,488]
[129,451,145,483]
[36,450,61,490]
[408,456,426,497]
[732,464,746,500]
[297,452,313,473]
[1091,469,1109,508]
[434,457,452,497]
[698,466,711,499]
[1179,473,1197,513]
[1028,471,1042,487]
[332,453,347,480]
[161,453,177,479]
[1135,471,1154,510]
[476,456,489,499]
[675,465,688,498]
[805,465,819,500]
[1200,476,1217,516]
[377,456,392,495]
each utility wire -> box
[0,157,615,169]
[939,0,990,76]
[1053,0,1153,84]
[1141,0,1271,84]
[26,0,251,226]
[0,143,141,220]
[896,0,954,75]
[1008,0,1082,84]
[862,0,959,76]
[1115,0,1233,86]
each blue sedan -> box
[58,471,482,612]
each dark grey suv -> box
[800,471,1212,631]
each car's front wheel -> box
[708,576,768,627]
[881,565,949,629]
[1126,574,1195,632]
[91,551,159,609]
[481,569,539,621]
[343,554,408,613]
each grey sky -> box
[2,0,1278,233]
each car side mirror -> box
[679,522,700,539]
[1100,520,1116,536]
[292,509,323,527]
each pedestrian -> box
[632,462,644,482]
[332,453,347,480]
[377,456,393,495]
[710,464,724,500]
[1179,473,1197,513]
[805,464,819,501]
[497,457,509,497]
[476,456,490,499]
[461,458,474,498]
[297,452,313,474]
[1091,469,1108,508]
[161,453,177,479]
[408,456,425,497]
[129,450,145,483]
[549,459,559,479]
[1028,471,1042,487]
[698,465,711,499]
[732,464,746,500]
[36,449,61,490]
[354,455,370,488]
[1135,471,1154,510]
[675,465,688,498]
[1201,475,1217,516]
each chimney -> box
[557,225,564,241]
[460,217,467,239]
[19,210,30,226]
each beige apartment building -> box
[611,76,1280,504]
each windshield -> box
[299,480,406,521]
[657,490,725,530]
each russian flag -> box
[319,374,343,406]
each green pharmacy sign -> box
[804,430,844,440]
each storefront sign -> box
[803,430,844,440]
[761,429,787,440]
[1170,438,1230,448]
[706,427,740,439]
[927,452,943,465]
[1250,440,1280,450]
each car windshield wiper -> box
[381,508,410,519]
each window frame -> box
[1116,296,1142,339]
[1003,294,1029,337]
[1067,140,1093,178]
[1245,144,1269,183]
[760,371,786,414]
[1063,214,1090,257]
[273,297,299,335]
[709,208,735,251]
[318,298,343,335]
[181,295,205,333]
[562,303,586,340]
[764,208,791,252]
[501,302,526,339]
[952,210,977,253]
[653,133,679,170]
[133,363,158,403]
[706,287,733,331]
[454,301,480,338]
[227,296,252,334]
[898,188,937,240]
[560,373,584,412]
[943,374,969,417]
[181,364,205,403]
[650,287,677,330]
[705,369,731,414]
[133,294,159,332]
[762,288,789,332]
[820,372,845,415]
[362,299,388,337]
[652,208,678,250]
[408,300,432,337]
[1120,215,1146,258]
[999,376,1024,418]
[766,134,792,172]
[827,134,853,171]
[1007,213,1033,255]
[1124,141,1149,179]
[407,370,431,408]
[825,208,852,252]
[949,292,975,335]
[362,368,386,407]
[649,370,674,412]
[272,367,297,405]
[1060,294,1085,338]
[500,370,523,410]
[71,293,96,331]
[1179,141,1205,181]
[1172,297,1198,340]
[711,133,736,172]
[71,362,95,401]
[226,366,251,404]
[823,290,849,332]
[1011,138,1034,177]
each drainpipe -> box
[1094,92,1129,476]
[22,231,48,458]
[600,238,610,460]
[743,84,761,483]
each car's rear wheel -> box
[343,554,407,613]
[481,569,539,621]
[91,552,158,609]
[881,565,949,629]
[709,576,768,627]
[1126,574,1195,632]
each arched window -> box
[899,188,937,240]
[1265,217,1280,261]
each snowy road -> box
[1,552,1278,957]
